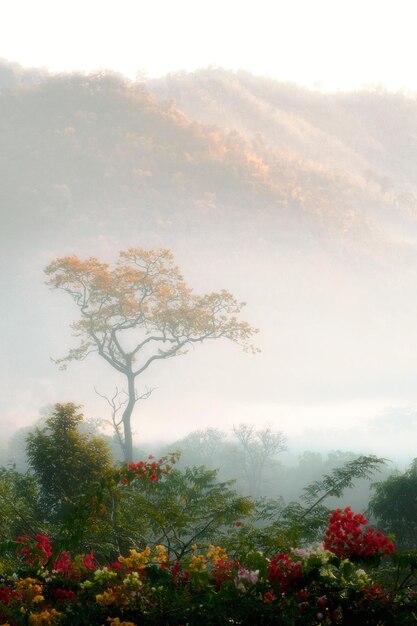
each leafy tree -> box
[281,454,387,544]
[100,464,254,560]
[0,467,39,545]
[26,403,112,524]
[368,459,417,549]
[45,248,258,461]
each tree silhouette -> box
[45,248,258,461]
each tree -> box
[104,465,253,560]
[0,467,39,542]
[45,248,258,461]
[368,459,417,549]
[170,427,227,470]
[26,403,112,524]
[232,424,287,498]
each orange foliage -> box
[45,248,259,375]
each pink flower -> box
[83,552,96,569]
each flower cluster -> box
[0,507,411,625]
[17,535,52,566]
[188,544,236,583]
[268,552,303,591]
[323,507,395,558]
[52,549,96,576]
[28,608,61,625]
[120,453,179,487]
[118,548,152,570]
[235,567,259,590]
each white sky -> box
[1,0,417,92]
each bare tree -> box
[95,385,155,457]
[233,423,286,498]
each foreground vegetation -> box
[1,403,417,624]
[0,510,413,626]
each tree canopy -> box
[368,459,417,549]
[26,403,112,524]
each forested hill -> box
[1,64,282,248]
[1,60,417,262]
[148,69,417,256]
[149,68,417,189]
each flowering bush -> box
[16,535,52,566]
[268,552,303,591]
[323,507,395,559]
[0,507,414,625]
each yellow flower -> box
[15,578,42,592]
[206,545,228,565]
[33,595,45,604]
[153,544,168,563]
[106,618,137,626]
[15,578,44,605]
[189,554,207,572]
[118,547,151,569]
[29,609,61,625]
[96,588,118,606]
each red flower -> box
[53,551,74,574]
[268,553,303,592]
[323,507,394,558]
[17,533,52,565]
[35,534,52,562]
[264,591,276,603]
[83,551,96,569]
[53,587,77,603]
[297,589,309,602]
[317,595,327,608]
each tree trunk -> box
[121,372,136,462]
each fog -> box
[0,55,417,479]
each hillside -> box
[149,68,417,253]
[2,62,417,261]
[149,68,417,193]
[0,68,279,245]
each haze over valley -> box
[1,58,417,463]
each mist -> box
[0,62,416,476]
